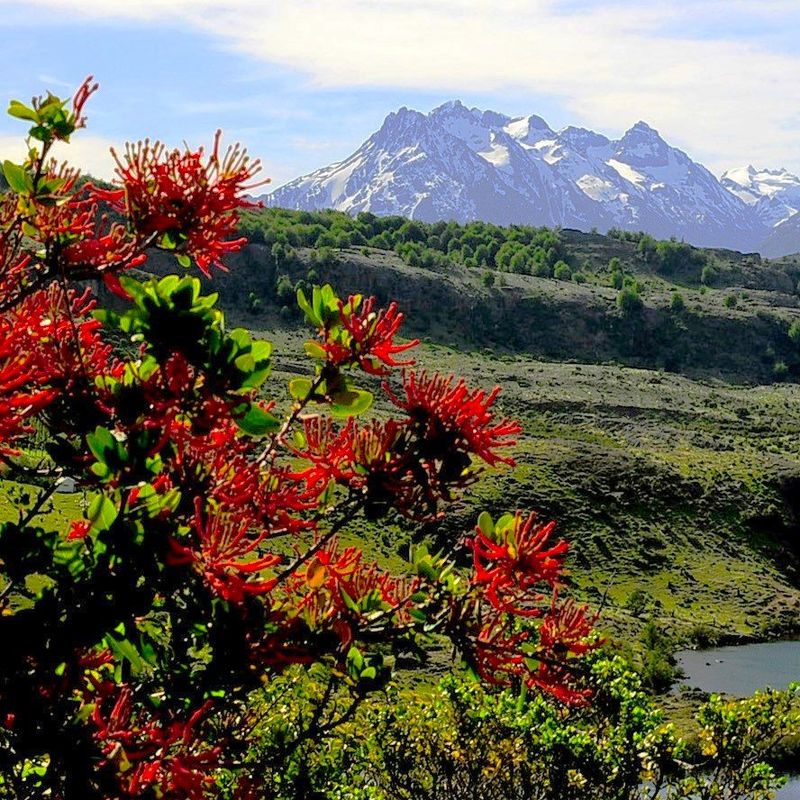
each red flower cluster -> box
[470,512,569,616]
[430,509,600,705]
[0,315,55,454]
[281,539,417,652]
[294,416,407,515]
[16,284,116,391]
[0,77,598,798]
[107,131,262,275]
[91,686,221,799]
[322,295,419,375]
[389,371,522,468]
[294,371,522,520]
[468,598,597,706]
[0,281,117,453]
[168,497,280,604]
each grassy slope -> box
[257,326,800,647]
[204,230,800,647]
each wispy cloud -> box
[0,134,119,180]
[3,0,800,174]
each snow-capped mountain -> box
[761,211,800,259]
[721,166,800,228]
[266,100,771,252]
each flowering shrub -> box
[241,659,798,800]
[0,79,597,799]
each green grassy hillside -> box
[254,327,800,649]
[161,209,800,384]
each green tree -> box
[617,286,644,316]
[701,264,717,286]
[553,260,572,281]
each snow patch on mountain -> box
[267,101,775,252]
[721,166,800,227]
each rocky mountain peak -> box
[267,100,794,254]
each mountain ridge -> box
[266,100,800,256]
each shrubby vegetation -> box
[240,208,572,276]
[226,656,799,800]
[0,78,600,799]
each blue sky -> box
[0,1,798,186]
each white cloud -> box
[4,0,800,174]
[0,134,119,180]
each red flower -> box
[279,539,418,651]
[388,371,522,469]
[66,519,92,541]
[526,600,597,705]
[469,512,569,616]
[60,218,146,277]
[110,132,263,275]
[324,295,418,375]
[464,600,595,705]
[91,686,222,799]
[0,281,114,453]
[10,283,115,393]
[25,168,144,284]
[538,597,596,658]
[168,497,280,603]
[471,612,529,686]
[0,316,56,453]
[70,75,98,131]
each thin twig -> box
[273,498,361,586]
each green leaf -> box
[303,340,327,360]
[28,125,53,143]
[104,632,148,676]
[329,388,373,418]
[90,462,111,480]
[477,511,494,537]
[317,478,336,507]
[87,426,115,463]
[346,646,364,673]
[416,560,438,582]
[7,100,38,122]
[3,160,33,194]
[296,287,320,326]
[160,230,179,250]
[87,493,118,534]
[176,253,192,268]
[249,340,273,366]
[118,275,145,299]
[289,377,315,402]
[235,404,280,436]
[339,587,360,614]
[495,513,516,533]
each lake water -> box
[675,640,800,799]
[779,777,800,799]
[674,640,800,697]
